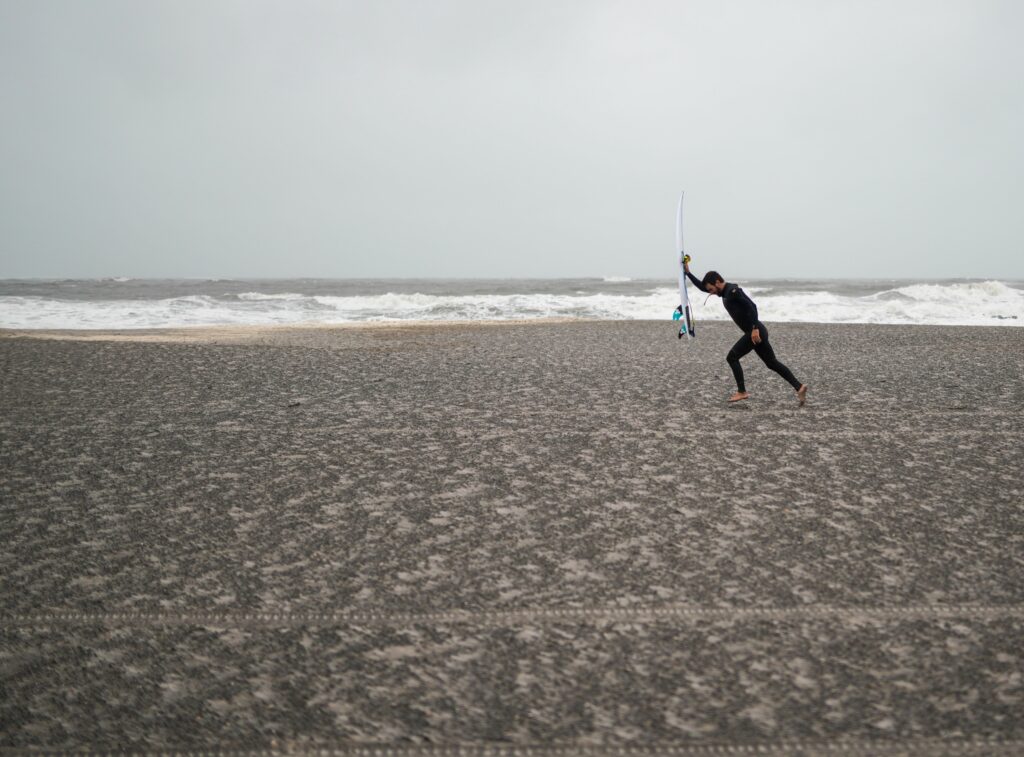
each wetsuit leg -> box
[726,334,755,392]
[754,330,801,389]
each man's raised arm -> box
[683,260,703,290]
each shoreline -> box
[2,317,1020,344]
[0,317,593,343]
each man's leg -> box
[754,335,808,404]
[753,338,800,388]
[727,335,754,398]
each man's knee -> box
[726,350,741,364]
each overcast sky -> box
[2,0,1022,280]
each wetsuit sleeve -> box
[726,287,759,333]
[685,270,703,289]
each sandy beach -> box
[2,320,1023,754]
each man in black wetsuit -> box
[685,260,808,405]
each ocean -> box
[1,278,1022,330]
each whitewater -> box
[1,278,1022,330]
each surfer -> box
[684,260,808,405]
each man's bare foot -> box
[728,391,750,403]
[796,384,808,406]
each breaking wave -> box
[1,280,1021,329]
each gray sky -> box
[2,0,1022,280]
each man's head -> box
[701,271,725,295]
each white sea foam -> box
[1,281,1021,329]
[236,291,309,301]
[754,280,1024,326]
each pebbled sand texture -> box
[2,320,1023,754]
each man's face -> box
[706,280,725,296]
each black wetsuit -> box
[686,272,801,393]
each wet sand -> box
[2,320,1023,755]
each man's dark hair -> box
[701,271,724,289]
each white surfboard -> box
[675,191,696,339]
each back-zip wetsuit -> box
[686,272,801,393]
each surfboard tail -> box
[677,306,696,339]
